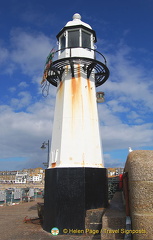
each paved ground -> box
[0,199,100,240]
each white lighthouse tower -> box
[43,13,109,234]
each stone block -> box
[101,192,126,240]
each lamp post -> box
[41,140,49,168]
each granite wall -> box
[124,150,153,240]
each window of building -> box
[68,30,79,48]
[60,35,66,52]
[82,31,91,48]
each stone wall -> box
[125,150,153,240]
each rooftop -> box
[65,13,92,29]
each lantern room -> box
[46,13,109,88]
[56,13,96,59]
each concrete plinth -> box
[125,150,153,240]
[85,208,106,233]
[101,192,126,240]
[43,167,108,234]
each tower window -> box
[60,35,66,53]
[68,30,79,48]
[82,31,91,48]
[61,35,66,50]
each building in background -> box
[107,168,124,177]
[0,168,45,184]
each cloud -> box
[18,81,29,88]
[99,43,153,114]
[106,99,130,113]
[0,27,58,170]
[0,26,153,170]
[101,122,153,151]
[0,29,55,78]
[0,47,9,63]
[10,29,54,75]
[9,87,16,93]
[0,97,55,164]
[10,91,32,110]
[103,153,125,168]
[97,41,153,156]
[102,44,153,112]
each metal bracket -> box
[87,62,96,79]
[69,60,75,78]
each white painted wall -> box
[49,63,104,168]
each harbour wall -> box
[124,150,153,240]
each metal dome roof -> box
[65,13,92,29]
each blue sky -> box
[0,0,153,171]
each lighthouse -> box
[43,13,109,234]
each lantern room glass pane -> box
[61,35,66,52]
[82,31,91,48]
[68,30,79,48]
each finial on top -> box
[73,13,81,21]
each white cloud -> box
[106,99,130,113]
[10,29,54,75]
[0,98,55,163]
[10,91,32,110]
[0,28,153,170]
[0,29,55,78]
[98,104,122,126]
[101,122,153,152]
[18,81,29,88]
[102,44,153,113]
[97,42,153,158]
[0,47,9,63]
[103,153,125,168]
[9,87,16,93]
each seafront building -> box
[0,167,45,184]
[0,167,123,184]
[107,167,123,177]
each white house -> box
[15,172,27,184]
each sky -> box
[0,0,153,171]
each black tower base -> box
[43,167,108,234]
